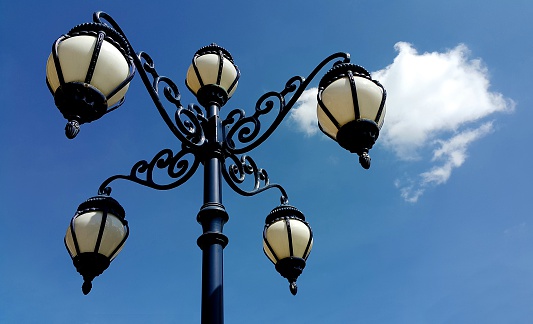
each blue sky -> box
[1,0,532,323]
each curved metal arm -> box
[222,52,351,154]
[98,147,200,195]
[221,154,289,205]
[93,11,206,149]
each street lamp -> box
[64,195,129,295]
[317,63,386,169]
[46,11,386,324]
[46,22,135,139]
[263,205,313,296]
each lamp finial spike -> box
[65,120,80,139]
[359,151,371,169]
[82,280,92,295]
[289,281,298,295]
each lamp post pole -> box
[47,11,386,324]
[197,102,228,324]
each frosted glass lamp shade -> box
[186,44,239,107]
[317,63,386,169]
[46,23,134,139]
[263,205,313,295]
[64,195,129,295]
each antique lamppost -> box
[46,11,386,324]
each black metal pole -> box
[196,103,229,324]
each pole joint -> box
[197,232,229,250]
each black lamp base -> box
[54,82,108,139]
[336,119,379,169]
[73,253,110,295]
[275,257,306,295]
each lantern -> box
[46,22,135,139]
[186,43,239,107]
[65,195,129,294]
[263,205,313,295]
[317,63,386,169]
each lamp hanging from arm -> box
[64,195,129,295]
[317,63,386,169]
[46,22,135,139]
[263,205,313,295]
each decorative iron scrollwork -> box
[137,51,207,148]
[223,52,351,155]
[98,147,200,194]
[91,11,352,203]
[221,154,289,205]
[92,12,207,149]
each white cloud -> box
[398,122,494,202]
[290,42,515,202]
[373,42,513,160]
[289,87,319,136]
[422,122,493,186]
[376,42,514,202]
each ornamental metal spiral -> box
[222,52,351,155]
[93,12,207,149]
[90,11,352,203]
[98,147,200,194]
[137,51,207,148]
[221,154,289,205]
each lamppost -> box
[45,11,386,324]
